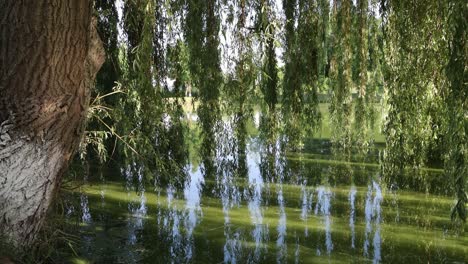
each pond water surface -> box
[58,121,467,264]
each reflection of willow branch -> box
[314,186,333,255]
[276,186,287,262]
[247,154,267,262]
[183,168,204,260]
[446,0,467,223]
[363,180,382,263]
[329,143,354,187]
[300,181,313,237]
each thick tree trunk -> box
[0,1,104,246]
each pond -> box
[56,117,467,264]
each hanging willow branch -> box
[282,0,321,150]
[445,0,467,222]
[383,0,448,187]
[329,0,353,150]
[185,0,222,176]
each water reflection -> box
[363,180,383,263]
[80,194,92,223]
[214,118,245,263]
[123,165,147,247]
[300,181,313,237]
[223,227,243,264]
[314,186,333,255]
[349,185,357,249]
[60,133,467,263]
[247,150,268,262]
[165,185,184,263]
[123,165,147,262]
[183,166,204,260]
[276,186,288,263]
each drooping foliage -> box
[256,0,279,144]
[81,0,466,222]
[282,0,321,150]
[316,0,330,81]
[445,0,467,221]
[80,0,121,164]
[119,0,165,178]
[353,0,368,147]
[383,0,449,186]
[296,0,321,139]
[329,0,353,149]
[86,0,190,185]
[222,0,257,174]
[185,0,223,176]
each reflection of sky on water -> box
[164,173,209,263]
[114,164,148,262]
[300,181,313,237]
[184,166,204,260]
[78,192,94,259]
[74,157,389,263]
[294,234,300,263]
[125,165,147,245]
[372,181,383,264]
[364,184,372,256]
[165,185,183,263]
[80,194,92,223]
[223,227,243,264]
[247,148,268,262]
[315,186,333,255]
[63,127,468,264]
[349,185,357,249]
[152,166,202,260]
[364,180,383,264]
[276,187,288,263]
[215,118,244,263]
[184,166,204,232]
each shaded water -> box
[58,118,466,264]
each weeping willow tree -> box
[282,0,321,150]
[257,0,279,144]
[185,0,222,176]
[282,0,301,149]
[0,0,105,248]
[115,0,164,180]
[383,0,449,187]
[329,0,353,150]
[154,1,190,187]
[366,0,383,134]
[86,0,188,187]
[79,0,121,164]
[317,0,330,82]
[222,0,257,175]
[68,0,466,225]
[297,0,321,139]
[445,0,467,221]
[110,0,187,185]
[353,0,368,148]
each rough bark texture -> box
[0,1,105,246]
